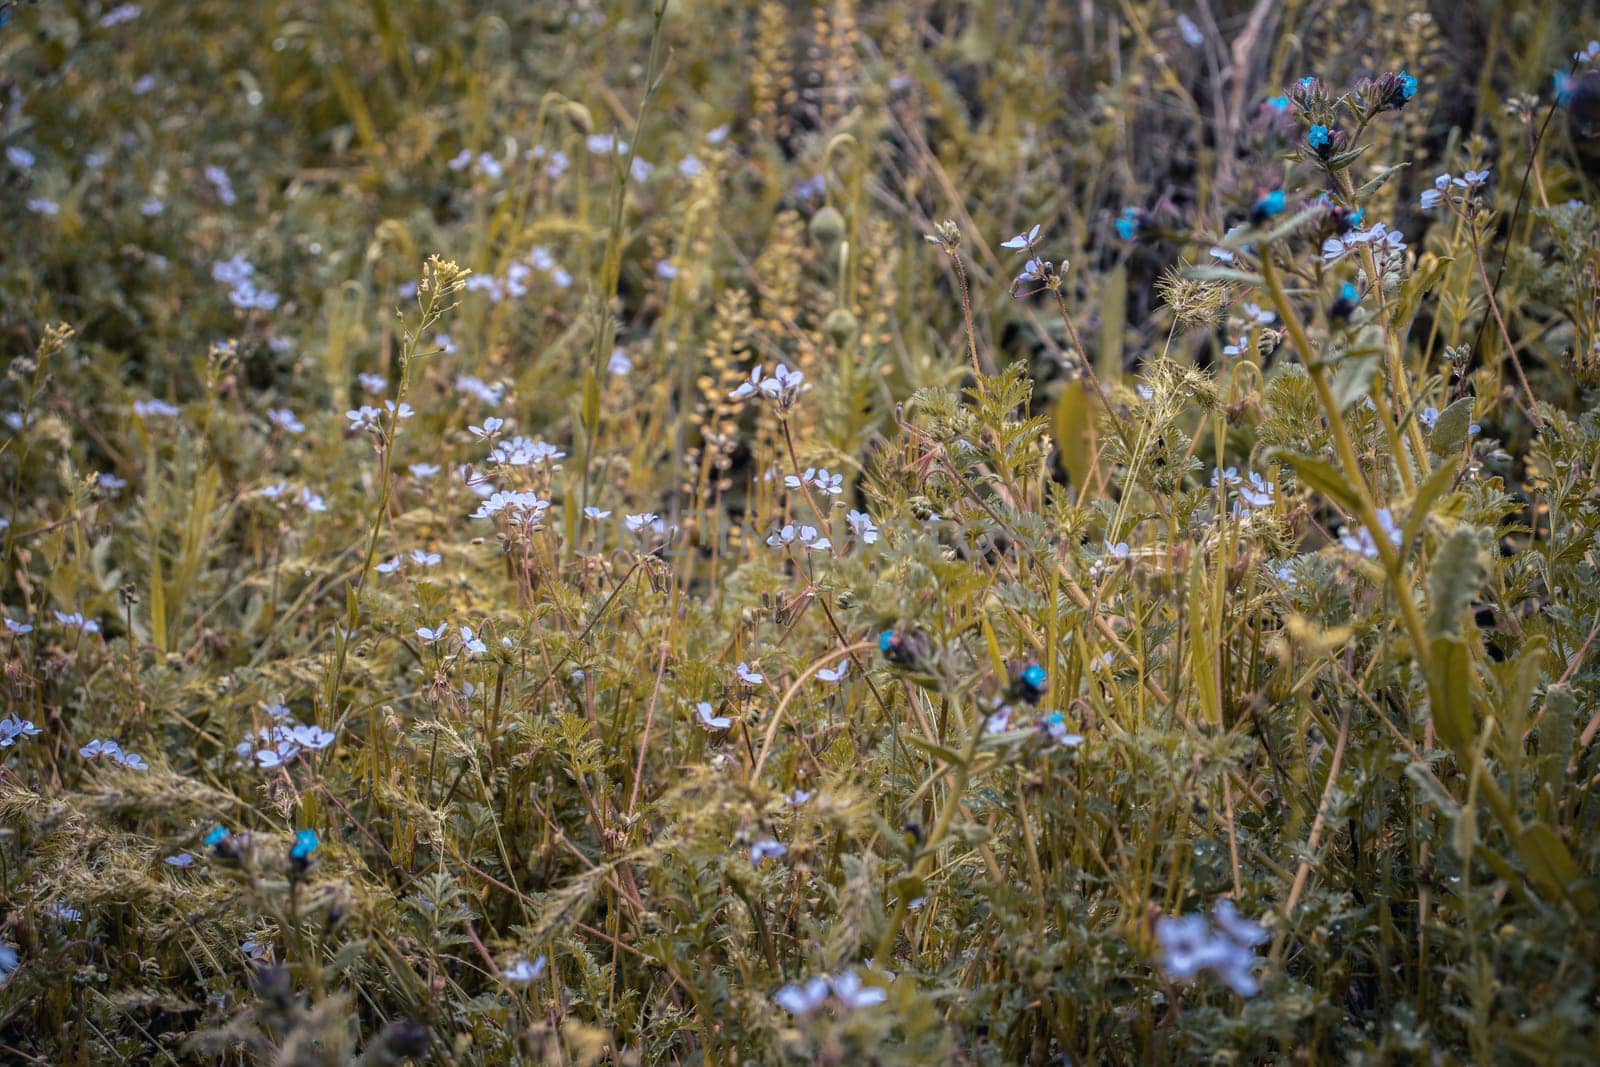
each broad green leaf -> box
[1272,449,1364,515]
[1329,352,1381,411]
[1426,527,1486,638]
[1429,397,1477,455]
[1098,263,1126,379]
[1402,459,1461,547]
[1515,822,1589,907]
[1054,380,1095,491]
[903,733,966,769]
[1428,634,1474,753]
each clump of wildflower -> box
[774,970,889,1015]
[0,715,41,748]
[729,363,808,411]
[1155,899,1269,996]
[79,738,148,770]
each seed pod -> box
[809,205,846,246]
[823,307,858,346]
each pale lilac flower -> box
[460,627,488,655]
[455,375,504,406]
[608,348,633,377]
[735,662,764,685]
[134,399,180,418]
[376,557,402,575]
[25,197,59,216]
[729,366,765,400]
[383,400,414,420]
[288,724,336,750]
[1419,406,1439,430]
[139,197,165,217]
[469,416,505,439]
[417,622,449,644]
[985,704,1014,734]
[845,510,879,544]
[436,333,459,355]
[1000,223,1042,252]
[346,406,383,433]
[1210,466,1241,490]
[816,660,850,684]
[164,853,195,868]
[409,463,441,479]
[53,611,100,634]
[774,977,830,1015]
[267,408,305,435]
[624,512,658,534]
[586,133,628,156]
[503,956,547,984]
[0,715,40,747]
[261,702,293,719]
[297,488,327,514]
[1241,302,1275,325]
[696,701,731,730]
[1236,472,1275,510]
[787,789,813,807]
[6,618,34,636]
[1338,507,1401,559]
[583,507,611,520]
[749,838,787,865]
[45,902,82,923]
[5,146,35,170]
[678,153,704,179]
[358,372,387,395]
[1176,13,1203,46]
[203,164,236,206]
[831,971,887,1009]
[410,549,441,566]
[98,3,142,27]
[447,149,473,171]
[132,74,157,95]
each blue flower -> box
[1251,189,1285,224]
[1297,76,1315,90]
[1398,71,1417,100]
[291,828,320,861]
[1021,663,1047,691]
[878,630,896,653]
[1114,206,1140,240]
[1555,71,1573,105]
[1307,124,1331,149]
[204,825,230,848]
[1265,95,1289,114]
[1339,282,1358,304]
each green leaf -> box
[903,733,967,770]
[1428,397,1477,455]
[1329,352,1381,411]
[1054,380,1095,491]
[1402,459,1460,547]
[1354,162,1410,199]
[1428,635,1474,753]
[1098,263,1126,380]
[1426,527,1486,639]
[1515,822,1589,907]
[1271,449,1364,515]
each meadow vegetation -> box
[4,0,1600,1062]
